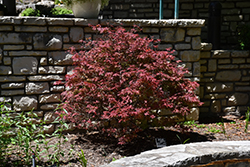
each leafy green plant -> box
[238,25,250,50]
[0,102,76,166]
[176,134,190,144]
[207,127,222,133]
[220,118,227,138]
[78,149,87,167]
[21,8,41,16]
[51,7,73,15]
[245,107,250,133]
[54,0,61,5]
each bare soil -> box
[54,115,250,167]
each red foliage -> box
[57,25,202,144]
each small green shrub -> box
[0,102,76,166]
[51,7,73,15]
[238,25,250,50]
[21,8,41,17]
[54,0,61,5]
[245,107,250,133]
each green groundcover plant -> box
[0,102,75,166]
[21,7,73,17]
[238,25,250,50]
[56,25,203,144]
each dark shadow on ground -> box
[75,128,213,157]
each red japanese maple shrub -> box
[57,25,202,144]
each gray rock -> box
[13,96,38,111]
[101,141,250,167]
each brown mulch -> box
[8,115,249,167]
[51,115,250,167]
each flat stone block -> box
[0,33,32,44]
[2,90,24,96]
[50,86,64,92]
[218,59,230,64]
[41,104,58,110]
[38,66,65,74]
[174,44,191,50]
[28,75,64,81]
[23,17,46,25]
[1,83,24,89]
[33,33,62,50]
[40,57,47,65]
[0,25,13,31]
[180,51,200,62]
[44,111,58,124]
[193,62,200,76]
[9,51,47,56]
[142,27,159,33]
[240,64,250,69]
[3,45,25,50]
[235,87,250,92]
[200,51,210,58]
[224,16,242,22]
[231,51,249,57]
[0,66,12,75]
[13,57,38,75]
[48,52,73,65]
[160,28,185,42]
[26,82,50,94]
[102,141,250,167]
[218,65,239,70]
[212,50,230,58]
[70,27,84,42]
[43,124,55,134]
[236,2,250,8]
[186,108,199,121]
[39,94,61,103]
[216,71,241,81]
[13,96,38,111]
[187,28,201,36]
[46,18,74,25]
[74,18,98,26]
[63,44,82,50]
[15,26,47,32]
[192,36,201,50]
[0,17,22,24]
[0,76,25,82]
[206,83,233,93]
[232,58,245,64]
[48,26,69,32]
[228,93,249,106]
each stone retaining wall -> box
[0,17,204,127]
[200,45,250,118]
[102,0,250,49]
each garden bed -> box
[5,115,247,167]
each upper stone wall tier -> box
[101,0,250,49]
[0,17,204,124]
[200,46,250,119]
[0,17,205,27]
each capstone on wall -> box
[0,17,204,128]
[101,0,250,49]
[200,43,250,119]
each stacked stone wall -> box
[0,17,204,129]
[101,0,250,49]
[200,43,250,117]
